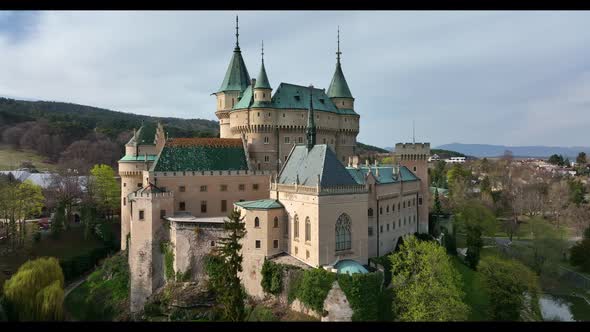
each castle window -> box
[201,201,207,213]
[221,200,227,212]
[419,197,423,205]
[255,240,261,249]
[264,155,270,162]
[160,210,166,219]
[232,98,235,107]
[264,136,269,144]
[403,201,405,208]
[386,205,390,213]
[268,112,271,116]
[380,225,383,233]
[253,184,259,191]
[285,136,290,144]
[239,184,245,191]
[413,166,417,172]
[274,216,279,228]
[393,221,396,229]
[295,246,298,255]
[257,112,260,117]
[123,197,126,206]
[283,113,285,117]
[320,99,325,104]
[220,184,228,192]
[294,214,299,239]
[399,219,401,228]
[369,184,372,193]
[200,185,207,192]
[342,101,345,106]
[344,117,347,121]
[306,250,310,259]
[139,210,145,220]
[387,224,390,231]
[368,208,373,217]
[211,241,215,247]
[335,213,351,251]
[283,215,288,237]
[274,240,279,249]
[295,96,300,101]
[380,207,383,215]
[368,227,373,237]
[137,183,142,188]
[179,202,186,211]
[123,183,126,187]
[179,185,185,192]
[255,217,260,228]
[305,217,311,242]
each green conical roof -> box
[254,62,271,89]
[218,47,251,93]
[327,61,353,99]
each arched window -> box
[294,214,299,239]
[254,217,260,228]
[335,213,352,251]
[368,208,373,217]
[305,217,311,242]
[274,216,279,228]
[386,205,389,213]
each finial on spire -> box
[413,120,415,144]
[235,15,240,48]
[261,40,264,64]
[336,26,342,63]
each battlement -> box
[153,169,273,177]
[394,143,430,155]
[131,191,174,199]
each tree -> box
[3,257,65,321]
[479,255,541,321]
[447,163,472,209]
[433,188,442,216]
[548,180,570,233]
[211,208,247,321]
[51,203,65,239]
[570,226,590,273]
[548,154,565,166]
[89,164,120,222]
[47,168,84,230]
[568,179,587,207]
[454,200,497,270]
[528,217,567,276]
[576,152,587,165]
[389,236,468,321]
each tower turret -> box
[215,16,251,138]
[327,27,354,110]
[253,40,272,102]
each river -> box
[539,294,590,321]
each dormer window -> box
[319,99,325,104]
[294,95,300,101]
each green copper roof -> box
[152,138,248,172]
[334,259,368,275]
[233,85,274,109]
[136,122,157,145]
[119,154,158,162]
[327,62,353,99]
[346,165,419,185]
[234,199,284,210]
[218,47,251,93]
[254,62,271,89]
[279,144,359,187]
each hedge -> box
[370,255,392,287]
[337,272,383,321]
[293,268,336,313]
[60,246,115,282]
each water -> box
[539,294,590,321]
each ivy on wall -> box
[337,272,383,321]
[260,260,283,295]
[291,268,336,313]
[160,241,175,281]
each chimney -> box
[251,78,257,86]
[348,156,352,167]
[365,159,369,167]
[352,156,360,169]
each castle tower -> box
[253,41,272,103]
[327,27,354,111]
[215,16,251,139]
[393,143,431,234]
[306,85,316,150]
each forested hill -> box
[0,98,219,139]
[0,98,219,173]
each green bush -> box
[370,255,392,287]
[295,268,336,313]
[160,242,175,281]
[60,246,114,282]
[33,231,41,243]
[287,270,303,304]
[247,305,278,321]
[260,260,283,295]
[337,272,383,321]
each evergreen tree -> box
[215,208,247,321]
[455,200,496,270]
[51,203,65,239]
[433,188,442,216]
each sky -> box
[1,11,589,148]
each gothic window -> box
[232,98,235,107]
[386,205,390,213]
[305,217,311,242]
[273,240,278,248]
[274,216,279,228]
[264,136,269,144]
[179,202,186,211]
[294,214,299,239]
[255,217,260,228]
[335,213,352,251]
[298,137,303,143]
[380,207,383,215]
[264,155,270,162]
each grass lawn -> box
[451,256,491,321]
[0,144,57,171]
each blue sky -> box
[0,11,589,148]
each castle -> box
[119,18,430,314]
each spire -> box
[327,27,353,99]
[306,85,316,150]
[217,16,251,93]
[235,15,240,50]
[254,40,271,89]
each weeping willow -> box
[3,257,65,321]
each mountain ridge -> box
[436,143,590,158]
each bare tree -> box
[548,180,570,235]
